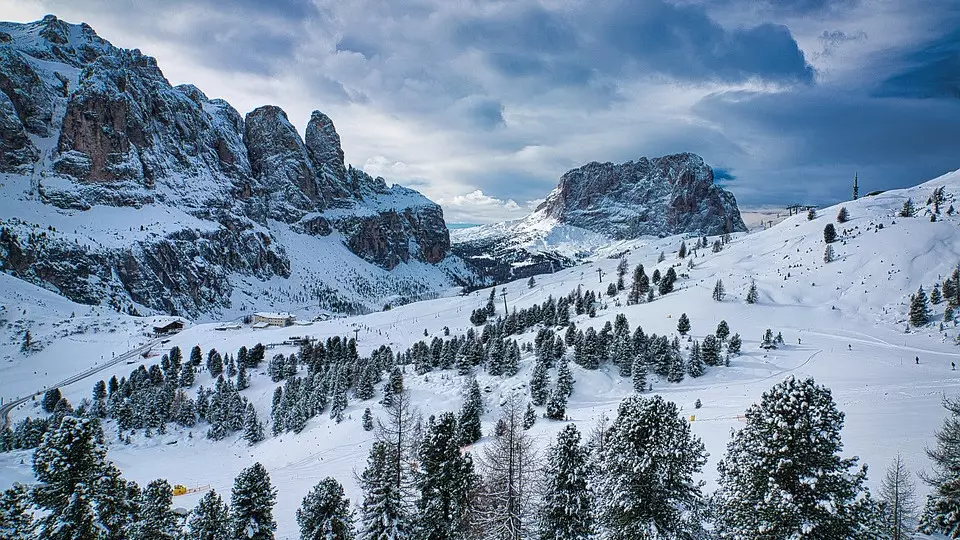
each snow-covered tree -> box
[824,223,838,243]
[243,403,265,446]
[746,280,759,304]
[297,477,355,540]
[594,395,707,539]
[837,206,850,223]
[727,333,742,356]
[900,198,915,217]
[676,313,691,335]
[712,279,725,301]
[919,396,960,536]
[359,442,410,540]
[539,424,593,540]
[910,286,931,327]
[416,412,478,540]
[129,479,179,540]
[687,341,705,378]
[186,489,230,540]
[715,320,730,343]
[824,244,835,263]
[458,379,484,446]
[362,408,374,432]
[529,359,550,407]
[523,402,537,430]
[229,462,277,540]
[715,376,877,538]
[0,484,33,539]
[631,360,647,393]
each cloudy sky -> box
[3,0,958,223]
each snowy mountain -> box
[453,152,746,283]
[2,166,958,537]
[0,15,468,320]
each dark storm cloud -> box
[694,89,960,204]
[877,28,960,99]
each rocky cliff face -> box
[0,15,456,318]
[539,153,746,238]
[452,152,746,284]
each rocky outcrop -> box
[539,153,746,238]
[0,15,458,317]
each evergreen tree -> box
[716,376,876,538]
[359,442,409,540]
[715,320,730,343]
[910,286,931,327]
[458,379,483,446]
[658,267,677,296]
[539,425,593,540]
[807,208,816,220]
[42,388,63,413]
[362,408,375,432]
[207,350,224,378]
[879,453,918,540]
[919,396,960,536]
[417,412,478,540]
[667,351,685,383]
[546,386,568,421]
[297,478,355,540]
[678,241,687,259]
[595,395,707,539]
[32,416,108,539]
[236,363,249,391]
[727,333,742,356]
[712,279,725,301]
[190,345,203,367]
[129,479,179,540]
[746,280,759,304]
[529,359,550,407]
[243,403,265,445]
[186,489,230,540]
[230,462,277,540]
[555,357,574,399]
[687,341,705,378]
[527,276,536,289]
[631,360,647,393]
[330,371,349,424]
[652,268,661,285]
[179,363,196,388]
[0,484,33,539]
[676,313,691,336]
[824,244,835,263]
[900,198,915,217]
[701,335,720,367]
[837,206,850,223]
[523,403,537,430]
[824,223,838,243]
[932,283,943,305]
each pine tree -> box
[910,286,931,327]
[523,403,537,430]
[879,453,918,540]
[824,244,835,263]
[417,412,478,540]
[129,479,179,540]
[745,280,759,304]
[362,408,375,432]
[230,462,277,540]
[667,351,685,383]
[555,357,574,399]
[243,403,265,445]
[359,442,409,540]
[824,223,838,243]
[727,333,742,356]
[529,360,550,407]
[0,484,33,539]
[458,379,483,446]
[546,386,568,420]
[932,283,943,305]
[297,478,355,540]
[659,267,677,296]
[42,388,62,413]
[236,363,249,391]
[900,198,915,217]
[919,396,960,536]
[32,416,108,539]
[807,208,816,220]
[595,395,707,539]
[676,313,691,336]
[186,489,230,540]
[837,206,850,223]
[207,350,224,377]
[678,241,687,259]
[700,334,720,367]
[712,279,725,301]
[179,363,196,388]
[715,320,730,343]
[631,359,647,393]
[687,341,705,378]
[190,345,203,367]
[539,425,593,540]
[716,376,877,538]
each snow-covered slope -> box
[452,153,745,284]
[2,169,958,537]
[0,15,468,320]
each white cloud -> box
[437,190,530,224]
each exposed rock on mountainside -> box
[540,153,746,239]
[452,153,746,284]
[0,15,458,318]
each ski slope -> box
[2,170,960,537]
